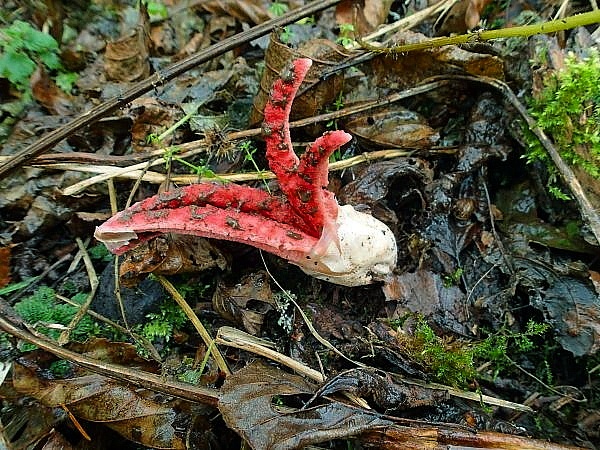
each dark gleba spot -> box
[158,190,183,203]
[286,231,303,240]
[281,65,296,84]
[117,211,133,223]
[145,210,169,219]
[297,190,312,203]
[190,205,207,220]
[225,216,243,230]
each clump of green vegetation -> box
[336,23,355,47]
[49,359,73,378]
[0,20,76,95]
[525,49,600,199]
[88,243,113,263]
[395,316,550,387]
[135,299,188,355]
[13,287,100,350]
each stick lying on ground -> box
[95,59,397,287]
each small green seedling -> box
[269,1,289,16]
[336,23,356,47]
[240,140,271,192]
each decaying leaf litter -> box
[0,0,599,449]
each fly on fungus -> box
[95,59,397,287]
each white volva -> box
[297,205,397,287]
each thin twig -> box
[215,326,324,382]
[58,238,99,345]
[0,299,220,406]
[156,275,231,375]
[358,10,600,54]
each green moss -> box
[49,360,72,378]
[525,49,600,197]
[13,286,99,349]
[397,317,550,387]
[134,299,188,358]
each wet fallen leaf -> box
[339,158,433,227]
[13,356,186,449]
[530,269,600,356]
[336,0,394,35]
[93,260,165,325]
[104,6,150,82]
[249,33,349,126]
[41,431,76,450]
[495,180,597,255]
[119,234,228,287]
[308,368,449,412]
[212,271,275,335]
[345,107,439,149]
[366,30,504,91]
[384,269,470,336]
[0,384,61,449]
[219,362,393,450]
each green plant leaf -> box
[39,51,62,70]
[55,71,78,92]
[0,50,35,86]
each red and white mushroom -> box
[94,59,397,286]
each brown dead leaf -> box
[41,431,76,450]
[307,368,449,412]
[384,270,470,336]
[336,0,394,35]
[367,30,504,90]
[120,234,228,287]
[344,107,439,148]
[128,97,180,151]
[531,275,600,356]
[13,358,186,449]
[219,362,393,450]
[194,0,271,24]
[30,66,74,115]
[0,247,11,288]
[0,379,60,450]
[105,6,150,82]
[249,33,350,126]
[465,0,494,29]
[212,271,275,335]
[339,158,433,225]
[437,0,493,34]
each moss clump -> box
[526,49,600,198]
[13,287,98,349]
[395,317,550,387]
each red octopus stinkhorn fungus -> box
[94,58,397,286]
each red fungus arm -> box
[94,182,319,260]
[263,58,351,238]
